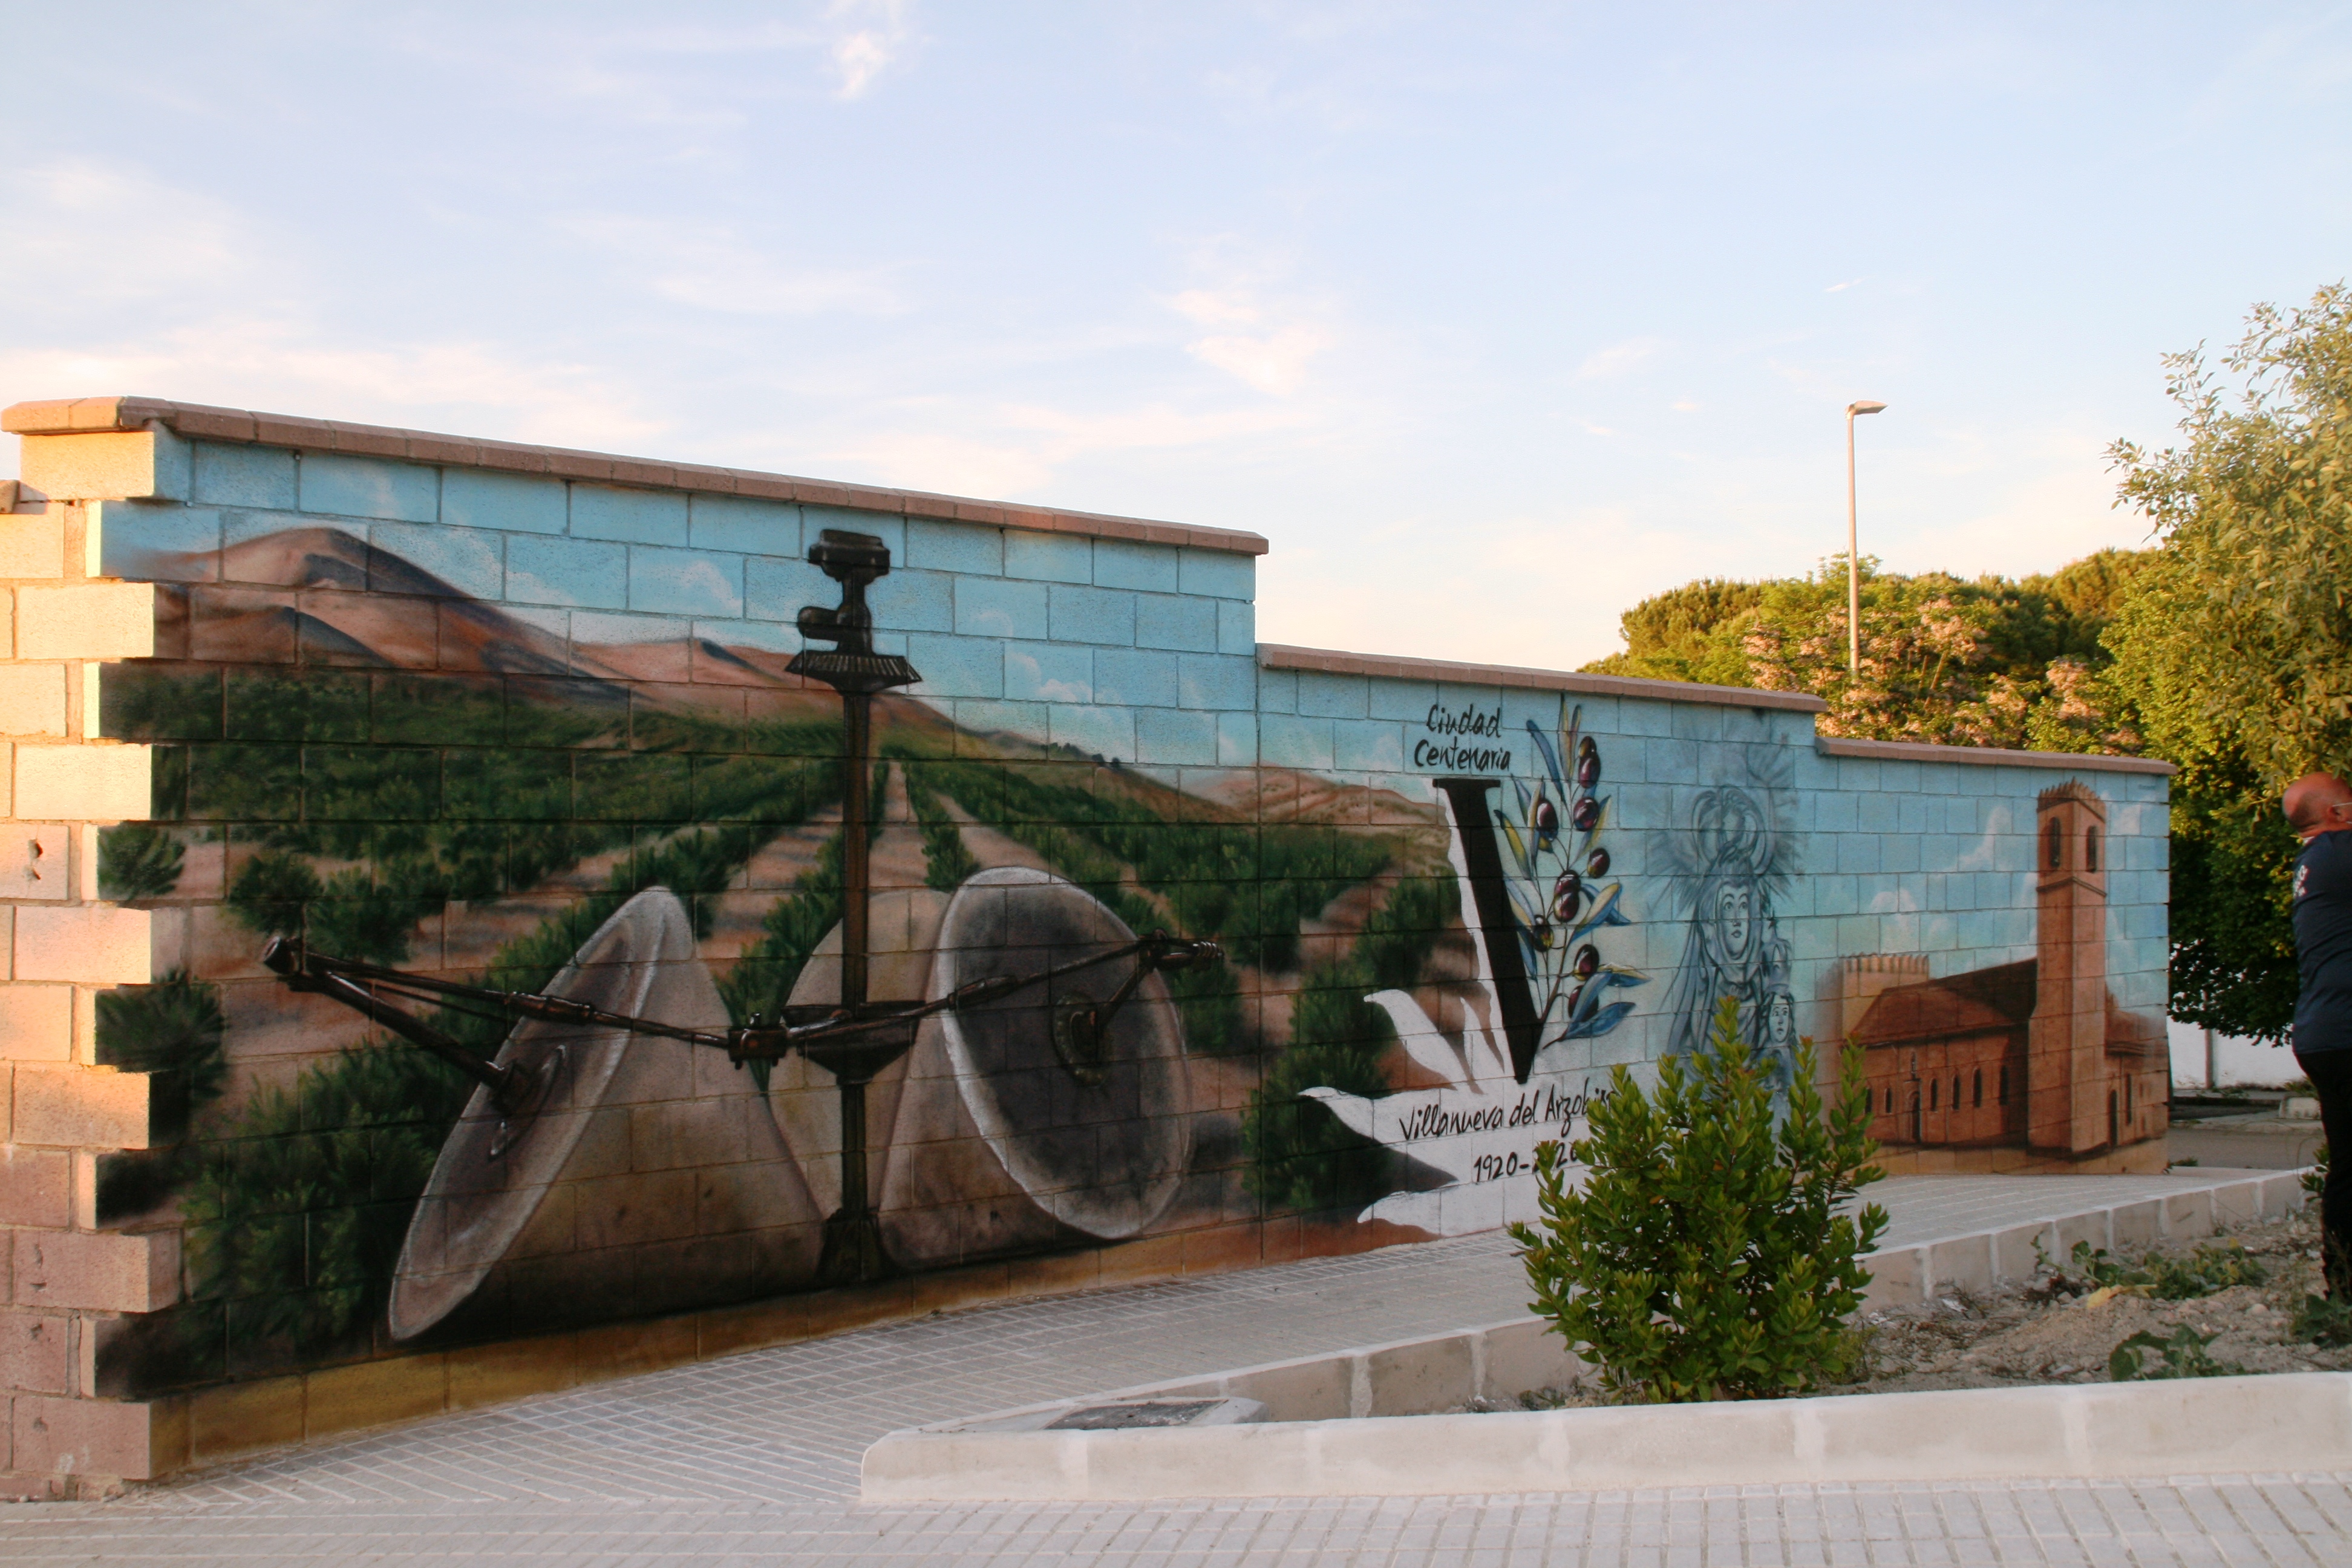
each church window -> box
[1973,1070,1982,1107]
[2085,825,2101,872]
[1929,1079,1939,1110]
[2044,818,2062,869]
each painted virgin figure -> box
[1661,745,1800,1079]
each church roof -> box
[1851,959,2037,1047]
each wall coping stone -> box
[2,395,1270,558]
[1257,642,1831,713]
[1817,734,2177,776]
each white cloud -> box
[2,160,258,303]
[1575,337,1662,379]
[828,0,914,99]
[818,397,1312,498]
[560,215,905,316]
[0,326,666,454]
[1186,325,1332,396]
[1824,277,1863,293]
[1168,290,1263,328]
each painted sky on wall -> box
[4,2,2348,669]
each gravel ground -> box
[1463,1206,2350,1413]
[1842,1207,2351,1392]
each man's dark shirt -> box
[2294,829,2352,1056]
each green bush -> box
[1509,998,1887,1402]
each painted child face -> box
[1768,992,1794,1046]
[1716,884,1753,961]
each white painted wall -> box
[2167,1019,2303,1089]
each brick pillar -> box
[2027,782,2108,1155]
[0,425,181,1495]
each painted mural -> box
[77,511,2174,1402]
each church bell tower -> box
[2028,780,2108,1153]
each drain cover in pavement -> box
[1048,1400,1224,1430]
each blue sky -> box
[5,2,2348,667]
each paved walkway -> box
[2,1172,2345,1564]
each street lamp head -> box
[1847,399,1888,417]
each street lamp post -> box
[1845,399,1887,675]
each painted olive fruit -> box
[1586,846,1610,878]
[1572,795,1601,832]
[1576,737,1601,788]
[1550,872,1583,923]
[1575,943,1601,978]
[1532,797,1560,837]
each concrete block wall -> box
[0,481,174,1494]
[0,396,2177,1487]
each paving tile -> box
[1,1175,2341,1564]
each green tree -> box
[2103,284,2352,1038]
[1509,999,1886,1403]
[2108,284,2352,784]
[1584,553,2146,751]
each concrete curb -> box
[1860,1168,2309,1307]
[863,1168,2320,1501]
[863,1373,2352,1501]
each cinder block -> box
[15,906,151,985]
[304,1354,449,1438]
[17,430,189,503]
[0,513,67,580]
[0,827,70,901]
[1928,1233,1994,1294]
[1362,1333,1475,1416]
[299,454,437,523]
[1860,1244,1927,1308]
[11,1067,151,1149]
[11,1393,177,1480]
[0,667,68,739]
[446,1335,581,1410]
[187,1375,305,1463]
[570,485,687,546]
[2162,1189,2215,1241]
[13,746,151,825]
[13,1228,178,1313]
[2211,1177,2262,1228]
[2259,1171,2311,1218]
[88,500,221,583]
[2054,1209,2110,1258]
[2109,1199,2162,1249]
[0,1311,73,1395]
[0,1148,71,1227]
[1478,1318,1583,1402]
[191,443,295,510]
[1221,1357,1349,1422]
[14,584,155,661]
[1178,547,1255,601]
[1092,647,1178,708]
[1991,1221,2056,1282]
[444,469,568,535]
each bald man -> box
[2286,771,2352,1299]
